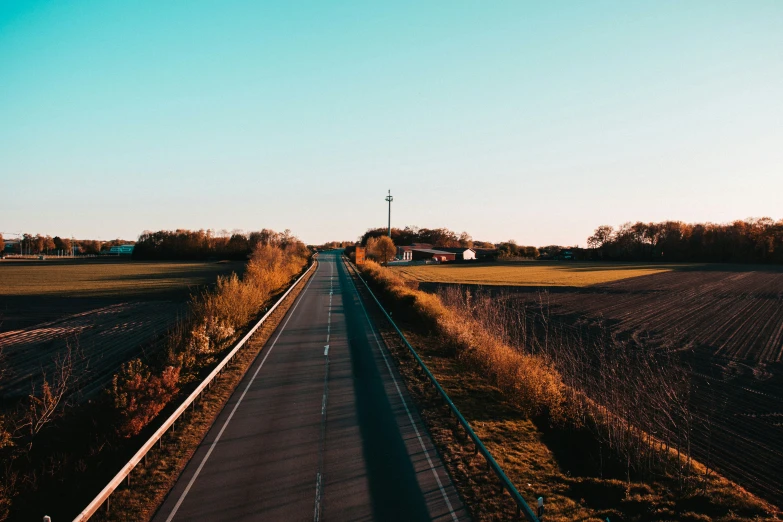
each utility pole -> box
[385,189,393,237]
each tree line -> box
[0,233,129,256]
[132,228,299,260]
[359,226,540,259]
[587,218,783,263]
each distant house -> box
[411,248,456,263]
[109,244,135,255]
[397,246,413,261]
[434,247,476,261]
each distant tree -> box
[227,233,250,258]
[523,246,539,259]
[374,236,396,264]
[587,218,783,264]
[458,231,473,248]
[81,240,101,255]
[33,235,45,254]
[42,236,55,253]
[54,236,72,254]
[497,240,520,258]
[587,225,614,249]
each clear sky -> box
[1,1,781,246]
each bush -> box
[358,260,566,418]
[109,240,310,436]
[110,359,180,438]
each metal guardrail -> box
[72,261,316,521]
[343,257,540,521]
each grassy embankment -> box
[359,260,779,521]
[92,260,317,522]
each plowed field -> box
[413,263,783,507]
[0,259,244,401]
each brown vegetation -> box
[5,233,130,256]
[91,264,316,522]
[452,266,783,505]
[366,236,396,264]
[356,260,780,520]
[0,235,310,520]
[110,361,180,437]
[109,241,309,437]
[588,217,783,263]
[133,228,300,260]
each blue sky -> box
[1,1,781,245]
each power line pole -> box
[385,190,394,238]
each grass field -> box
[0,258,245,400]
[391,261,692,287]
[0,258,244,298]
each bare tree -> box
[17,343,78,446]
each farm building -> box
[435,247,476,260]
[411,248,456,262]
[397,246,413,261]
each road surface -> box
[152,251,469,521]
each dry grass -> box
[0,259,244,298]
[391,261,692,287]
[355,259,780,521]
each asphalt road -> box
[152,251,469,522]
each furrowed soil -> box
[351,260,779,521]
[0,258,244,402]
[406,262,783,508]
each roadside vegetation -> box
[356,259,779,520]
[0,231,310,521]
[94,261,317,522]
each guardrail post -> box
[537,497,544,519]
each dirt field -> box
[392,260,686,287]
[0,258,245,401]
[414,262,783,507]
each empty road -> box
[152,251,469,521]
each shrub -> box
[358,260,566,418]
[109,240,310,436]
[110,359,180,438]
